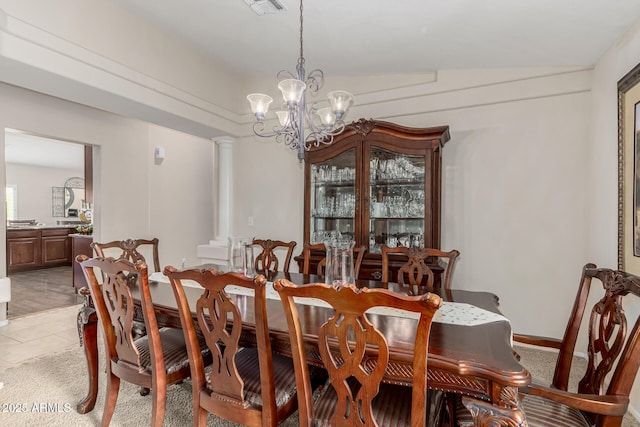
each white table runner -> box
[150,272,509,327]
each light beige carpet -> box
[0,344,638,426]
[0,342,301,427]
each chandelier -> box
[246,0,354,162]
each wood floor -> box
[7,266,82,318]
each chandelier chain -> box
[298,0,304,69]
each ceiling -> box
[6,1,640,166]
[4,132,85,170]
[111,0,640,76]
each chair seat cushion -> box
[314,381,414,427]
[455,393,590,427]
[235,347,327,409]
[135,327,210,374]
[520,394,590,427]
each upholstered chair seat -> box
[233,348,325,409]
[456,393,590,427]
[132,328,210,375]
[314,381,415,427]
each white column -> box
[197,136,234,264]
[214,136,233,241]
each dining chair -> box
[163,266,327,427]
[78,255,211,427]
[302,242,367,279]
[252,238,296,273]
[274,278,443,426]
[91,238,161,347]
[381,245,460,293]
[91,238,161,272]
[457,263,640,427]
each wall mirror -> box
[52,177,84,217]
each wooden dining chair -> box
[252,238,296,273]
[274,278,443,426]
[381,245,460,293]
[458,263,640,427]
[91,238,162,344]
[163,266,327,427]
[91,238,161,272]
[78,255,211,427]
[302,242,367,279]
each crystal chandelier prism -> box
[246,0,354,162]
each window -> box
[6,185,17,220]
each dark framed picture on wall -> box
[618,62,640,273]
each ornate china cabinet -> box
[296,119,451,280]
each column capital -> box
[213,136,235,146]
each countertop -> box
[7,224,82,230]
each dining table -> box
[74,266,530,426]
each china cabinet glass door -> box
[367,148,426,254]
[309,148,357,244]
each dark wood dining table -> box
[74,266,530,426]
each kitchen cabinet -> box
[7,227,75,273]
[298,119,450,280]
[41,228,73,267]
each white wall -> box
[0,82,214,277]
[590,17,640,419]
[236,68,592,340]
[5,163,84,225]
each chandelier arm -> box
[252,122,279,138]
[306,69,324,94]
[276,132,297,147]
[304,102,322,134]
[277,70,297,81]
[305,132,334,149]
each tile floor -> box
[8,266,82,318]
[0,304,81,372]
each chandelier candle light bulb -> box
[246,0,354,162]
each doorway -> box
[4,130,93,318]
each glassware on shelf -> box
[370,154,426,182]
[312,164,355,183]
[313,193,355,217]
[313,230,343,244]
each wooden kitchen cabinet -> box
[297,119,451,280]
[6,229,41,272]
[7,227,75,273]
[41,228,72,267]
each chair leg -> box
[195,407,208,427]
[445,393,456,427]
[150,384,167,427]
[101,372,120,427]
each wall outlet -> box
[248,216,254,226]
